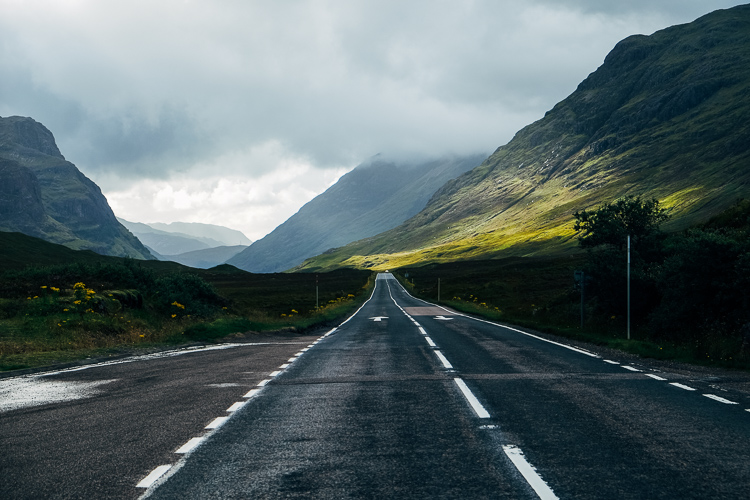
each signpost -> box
[574,270,585,329]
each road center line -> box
[622,366,641,372]
[502,445,559,500]
[205,417,228,429]
[645,374,667,381]
[226,401,245,412]
[703,394,738,404]
[603,359,620,364]
[435,350,453,369]
[175,437,204,454]
[670,382,696,391]
[454,378,490,418]
[425,336,437,347]
[136,465,172,488]
[243,388,261,398]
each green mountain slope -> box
[299,5,750,271]
[228,154,484,272]
[0,116,153,259]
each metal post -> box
[627,235,631,340]
[580,271,585,330]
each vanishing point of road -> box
[2,273,750,499]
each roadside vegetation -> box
[0,245,373,371]
[395,198,750,370]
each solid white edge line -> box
[390,276,599,358]
[645,374,667,381]
[503,445,559,500]
[226,401,245,412]
[175,437,204,454]
[425,336,437,347]
[703,394,738,405]
[136,465,173,488]
[205,416,228,429]
[435,350,453,369]
[454,378,490,418]
[670,382,696,391]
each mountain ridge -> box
[227,153,485,272]
[297,5,750,271]
[0,116,153,259]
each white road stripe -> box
[136,465,172,488]
[226,401,245,412]
[279,364,290,369]
[287,357,297,362]
[269,371,281,377]
[503,445,559,500]
[645,374,668,381]
[622,366,641,372]
[243,388,261,398]
[391,280,599,358]
[418,327,427,335]
[603,360,620,365]
[435,350,453,369]
[175,437,204,454]
[454,378,490,418]
[257,379,271,387]
[425,336,437,347]
[670,382,696,391]
[703,394,738,405]
[205,416,228,429]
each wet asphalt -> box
[3,273,750,499]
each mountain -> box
[227,154,485,272]
[0,116,153,259]
[159,245,248,269]
[117,218,251,256]
[298,5,750,272]
[147,221,251,246]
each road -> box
[2,273,750,498]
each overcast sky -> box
[0,0,745,240]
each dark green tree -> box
[573,196,669,252]
[573,196,669,325]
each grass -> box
[392,256,750,370]
[0,235,375,371]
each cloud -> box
[0,0,744,238]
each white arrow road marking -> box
[369,316,388,322]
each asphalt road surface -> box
[2,273,750,499]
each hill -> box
[227,154,485,272]
[0,116,153,259]
[298,5,750,271]
[159,245,248,269]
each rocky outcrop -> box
[0,116,153,259]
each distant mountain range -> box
[0,116,152,259]
[117,218,250,268]
[227,154,485,272]
[298,4,750,271]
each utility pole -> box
[627,235,631,340]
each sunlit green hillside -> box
[299,5,750,271]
